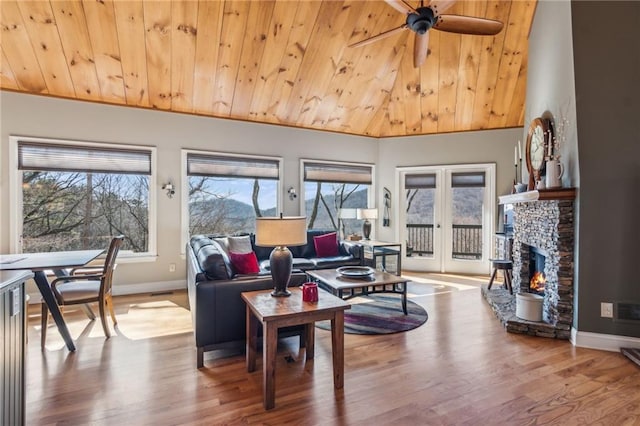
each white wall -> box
[524,0,579,189]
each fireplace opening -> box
[529,246,546,294]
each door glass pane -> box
[405,184,435,258]
[450,183,484,260]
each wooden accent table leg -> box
[263,322,277,410]
[304,323,315,360]
[331,311,345,389]
[246,306,257,373]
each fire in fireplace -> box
[529,246,547,294]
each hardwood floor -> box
[26,273,640,425]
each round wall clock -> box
[525,117,551,188]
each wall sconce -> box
[287,187,297,201]
[162,182,175,199]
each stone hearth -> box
[483,190,575,339]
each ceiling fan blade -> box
[434,15,504,35]
[349,24,408,48]
[428,0,457,16]
[385,0,417,15]
[413,31,429,67]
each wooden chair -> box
[41,235,124,348]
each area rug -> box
[316,294,428,335]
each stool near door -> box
[488,259,513,294]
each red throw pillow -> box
[230,251,260,274]
[314,232,339,257]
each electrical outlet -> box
[169,263,176,272]
[600,302,613,318]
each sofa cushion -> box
[197,243,233,280]
[212,237,230,256]
[230,251,260,274]
[299,230,333,258]
[313,232,339,257]
[228,235,253,254]
[228,235,253,253]
[291,258,317,270]
[190,235,214,254]
[251,234,275,261]
[314,256,361,270]
[259,257,316,271]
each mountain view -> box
[406,188,484,225]
[189,185,482,237]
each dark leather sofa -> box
[186,230,362,368]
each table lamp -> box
[255,215,307,297]
[357,208,378,240]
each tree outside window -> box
[16,139,153,254]
[188,176,277,236]
[302,161,374,235]
[186,152,280,237]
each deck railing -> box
[406,223,483,259]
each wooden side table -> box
[242,287,350,410]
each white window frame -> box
[9,136,158,261]
[299,158,376,223]
[181,149,283,253]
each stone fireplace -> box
[482,189,576,339]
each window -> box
[184,151,281,237]
[11,137,156,256]
[301,160,374,235]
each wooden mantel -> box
[499,188,577,205]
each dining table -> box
[0,250,104,352]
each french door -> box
[398,164,495,274]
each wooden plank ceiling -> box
[0,0,536,138]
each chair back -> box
[101,235,124,295]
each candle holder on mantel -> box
[512,163,527,193]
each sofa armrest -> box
[188,271,308,349]
[340,240,363,259]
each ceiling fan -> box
[350,0,504,67]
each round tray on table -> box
[336,266,376,279]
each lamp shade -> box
[357,208,378,220]
[338,208,357,219]
[255,216,307,247]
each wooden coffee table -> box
[242,287,350,410]
[306,268,409,315]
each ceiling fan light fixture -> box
[406,7,435,35]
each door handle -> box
[436,224,441,228]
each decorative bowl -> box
[336,266,376,278]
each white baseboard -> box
[27,280,187,303]
[112,279,186,296]
[571,328,640,352]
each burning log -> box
[530,271,546,293]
